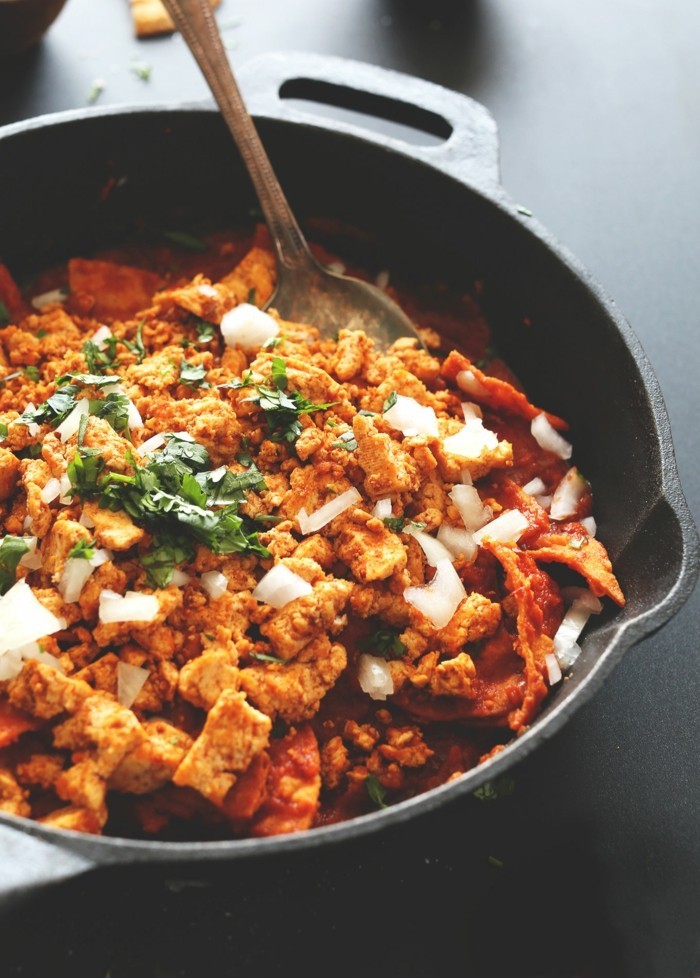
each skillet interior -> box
[0,104,693,865]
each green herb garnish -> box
[67,538,95,561]
[179,360,209,390]
[0,301,11,327]
[163,230,208,252]
[365,774,388,809]
[123,320,146,364]
[331,431,358,451]
[359,628,406,660]
[382,390,398,413]
[195,319,216,344]
[382,517,426,533]
[83,335,120,375]
[0,536,30,595]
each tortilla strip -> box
[442,349,568,431]
[68,258,163,321]
[129,0,220,37]
[526,523,626,607]
[481,540,553,732]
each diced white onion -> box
[0,649,23,681]
[18,641,65,673]
[297,487,361,535]
[384,395,439,438]
[58,473,73,504]
[55,398,90,443]
[31,288,67,310]
[136,432,166,456]
[91,325,113,349]
[126,399,143,430]
[357,653,394,700]
[456,369,488,398]
[171,568,191,587]
[473,509,530,545]
[403,558,466,629]
[58,557,95,603]
[40,477,61,504]
[79,510,96,529]
[0,579,63,654]
[556,641,582,670]
[449,484,492,532]
[536,494,552,511]
[374,269,390,289]
[252,564,313,609]
[460,468,473,485]
[530,413,572,459]
[437,524,478,562]
[89,548,112,568]
[580,516,597,536]
[545,652,562,684]
[372,498,393,519]
[102,384,144,431]
[18,537,41,571]
[559,587,603,614]
[550,467,587,520]
[442,417,498,459]
[117,661,150,709]
[98,589,159,624]
[327,261,346,275]
[461,402,482,421]
[197,283,218,298]
[553,595,602,669]
[404,525,454,567]
[220,303,279,351]
[18,403,41,438]
[201,570,228,600]
[522,477,547,496]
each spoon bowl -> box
[160,0,421,348]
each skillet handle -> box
[0,822,95,910]
[237,52,503,197]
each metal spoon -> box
[160,0,421,348]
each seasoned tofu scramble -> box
[0,226,624,840]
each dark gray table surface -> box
[0,1,698,976]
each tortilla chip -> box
[526,523,626,607]
[129,0,221,38]
[442,349,568,431]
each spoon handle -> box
[159,0,312,271]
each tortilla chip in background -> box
[130,0,221,37]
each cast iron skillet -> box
[0,53,697,908]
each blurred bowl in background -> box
[0,0,69,57]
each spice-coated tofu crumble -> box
[0,228,624,839]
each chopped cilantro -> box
[16,384,82,428]
[359,628,406,659]
[195,319,216,344]
[382,516,426,533]
[270,356,288,391]
[87,78,105,104]
[123,321,146,364]
[382,390,398,413]
[69,435,269,561]
[66,447,105,498]
[179,360,209,390]
[473,776,516,802]
[262,335,282,350]
[140,537,193,588]
[83,335,119,374]
[331,431,358,451]
[130,61,152,81]
[67,538,95,560]
[250,651,287,665]
[89,391,132,436]
[365,773,388,809]
[247,287,257,305]
[358,409,376,417]
[163,230,208,252]
[221,363,336,444]
[0,422,8,442]
[36,329,47,339]
[0,301,10,327]
[24,366,40,382]
[0,536,30,595]
[58,372,121,389]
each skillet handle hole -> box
[279,78,453,147]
